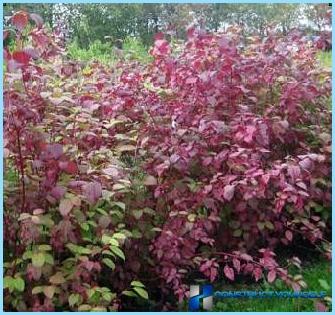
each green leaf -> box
[133,287,149,299]
[38,245,52,251]
[116,144,136,152]
[81,222,90,231]
[318,279,330,290]
[44,253,54,265]
[122,290,137,297]
[87,288,96,300]
[187,214,196,222]
[22,250,32,260]
[79,247,92,255]
[105,119,124,128]
[265,221,274,230]
[110,209,124,219]
[32,252,45,268]
[233,229,242,237]
[102,250,115,257]
[113,232,126,240]
[112,183,126,191]
[314,204,324,212]
[66,243,91,255]
[96,207,108,216]
[102,235,119,246]
[38,215,54,227]
[87,220,98,227]
[132,209,143,220]
[111,201,126,211]
[91,306,107,311]
[43,285,56,299]
[4,276,14,291]
[102,292,113,302]
[78,304,92,311]
[32,286,44,294]
[131,280,145,288]
[49,272,66,284]
[13,277,25,292]
[102,258,115,270]
[257,222,265,230]
[68,293,80,307]
[131,229,142,239]
[143,207,155,215]
[110,246,125,261]
[102,235,113,244]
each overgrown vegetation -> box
[67,37,152,64]
[3,8,332,312]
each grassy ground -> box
[213,259,331,312]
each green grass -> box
[67,37,152,65]
[318,51,332,69]
[213,259,331,312]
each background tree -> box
[4,3,331,47]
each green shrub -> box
[67,37,152,64]
[67,39,115,64]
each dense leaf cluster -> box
[4,11,331,311]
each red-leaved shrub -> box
[4,11,331,311]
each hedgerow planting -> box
[4,11,331,311]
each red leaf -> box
[3,30,9,41]
[186,26,196,39]
[285,230,293,241]
[12,11,29,32]
[244,125,256,143]
[7,59,20,72]
[24,47,39,59]
[4,48,10,61]
[240,253,253,261]
[50,186,66,201]
[154,32,164,41]
[267,270,277,283]
[59,199,73,217]
[152,39,170,57]
[292,282,301,292]
[253,268,263,281]
[223,184,235,201]
[210,267,218,282]
[224,265,235,281]
[12,51,31,65]
[59,161,78,174]
[315,301,328,312]
[45,144,63,160]
[83,182,102,204]
[232,258,240,273]
[186,77,197,84]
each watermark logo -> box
[188,284,327,311]
[188,284,213,311]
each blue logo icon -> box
[189,284,213,311]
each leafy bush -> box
[67,37,151,64]
[4,11,331,311]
